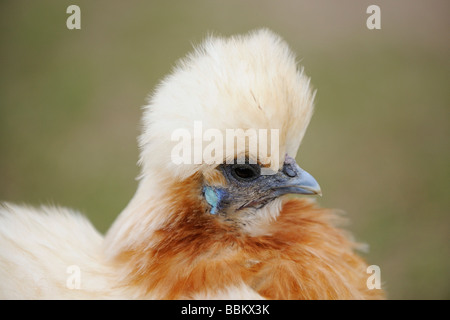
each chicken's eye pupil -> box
[231,164,260,181]
[235,167,253,178]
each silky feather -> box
[109,175,383,300]
[0,29,384,299]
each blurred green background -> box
[0,0,448,299]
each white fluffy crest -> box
[138,29,315,181]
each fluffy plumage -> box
[0,29,384,299]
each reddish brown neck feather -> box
[114,175,384,299]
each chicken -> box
[0,29,384,300]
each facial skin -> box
[203,155,321,229]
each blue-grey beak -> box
[272,155,322,197]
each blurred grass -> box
[0,0,449,299]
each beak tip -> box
[297,169,322,197]
[305,186,322,197]
[314,184,323,197]
[273,157,323,198]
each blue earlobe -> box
[203,186,222,215]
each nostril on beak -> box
[283,154,298,177]
[283,165,297,177]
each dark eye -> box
[230,164,261,181]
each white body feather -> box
[0,204,124,299]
